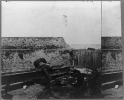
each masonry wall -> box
[1,37,71,73]
[101,37,122,72]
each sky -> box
[102,1,121,37]
[2,1,121,45]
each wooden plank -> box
[101,71,122,83]
[102,80,123,90]
[1,71,44,85]
[101,49,122,51]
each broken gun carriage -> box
[33,58,101,97]
[1,57,101,98]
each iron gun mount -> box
[1,58,101,99]
[33,58,101,97]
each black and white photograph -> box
[1,1,122,99]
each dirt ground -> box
[6,84,97,99]
[5,84,123,100]
[8,84,44,100]
[7,84,85,99]
[102,85,123,99]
